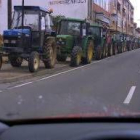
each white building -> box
[0,0,49,34]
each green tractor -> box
[56,18,94,66]
[89,23,106,60]
[3,6,57,73]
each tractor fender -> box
[82,36,94,58]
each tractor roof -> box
[60,17,85,22]
[14,6,50,13]
[90,23,102,28]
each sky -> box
[130,0,140,27]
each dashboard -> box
[1,120,140,140]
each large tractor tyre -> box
[127,43,130,51]
[108,44,113,56]
[28,52,40,73]
[113,43,118,55]
[0,56,2,69]
[9,55,23,67]
[118,43,122,53]
[82,40,94,64]
[95,46,102,60]
[57,55,67,62]
[43,39,56,69]
[102,44,107,58]
[71,46,82,67]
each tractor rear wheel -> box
[71,46,82,67]
[57,55,67,62]
[82,40,94,64]
[28,52,40,73]
[108,44,113,56]
[113,43,118,55]
[43,39,56,69]
[9,55,23,67]
[96,46,102,60]
[0,56,2,69]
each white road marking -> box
[124,86,136,104]
[6,60,103,90]
[8,82,33,89]
[37,61,101,81]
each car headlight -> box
[4,40,9,43]
[11,40,16,44]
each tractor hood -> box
[3,29,30,37]
[56,35,73,40]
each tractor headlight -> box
[11,40,16,44]
[4,40,9,43]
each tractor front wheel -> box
[71,46,82,67]
[43,39,56,69]
[28,52,40,73]
[82,40,94,64]
[9,55,23,67]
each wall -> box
[0,0,7,34]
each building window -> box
[118,16,122,27]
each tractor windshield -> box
[59,20,81,36]
[12,10,39,31]
[89,26,101,37]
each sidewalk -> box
[0,60,69,83]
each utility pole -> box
[7,0,12,29]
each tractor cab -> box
[57,18,89,50]
[56,18,94,66]
[3,6,54,53]
[88,23,103,48]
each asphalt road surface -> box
[0,49,140,120]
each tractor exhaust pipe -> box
[22,0,24,30]
[21,0,24,46]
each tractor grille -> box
[3,36,20,47]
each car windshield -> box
[12,10,39,31]
[59,20,81,36]
[0,0,140,121]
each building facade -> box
[110,0,134,35]
[0,0,139,38]
[93,0,111,27]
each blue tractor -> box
[3,6,56,72]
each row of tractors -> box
[0,6,140,73]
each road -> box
[0,49,140,120]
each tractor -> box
[56,18,94,66]
[3,6,57,72]
[89,23,106,59]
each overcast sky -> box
[130,0,140,27]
